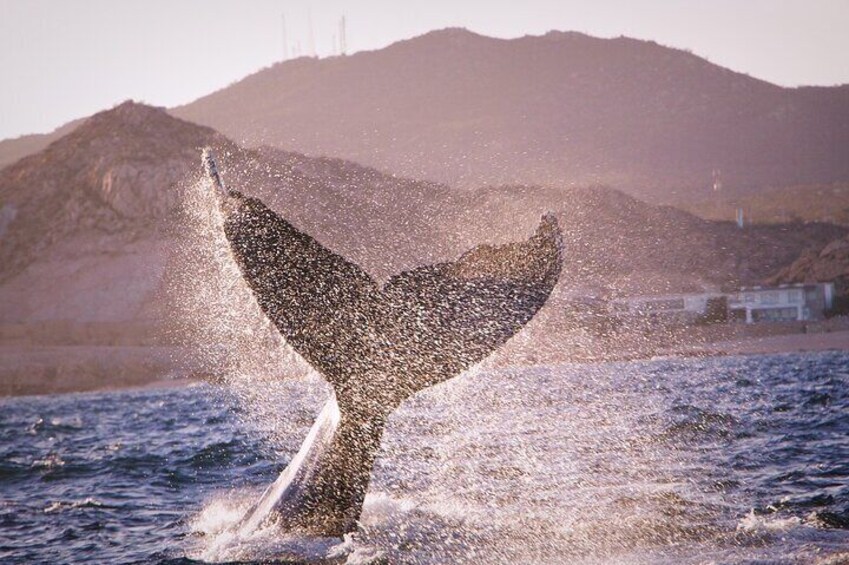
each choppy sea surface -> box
[1,351,848,564]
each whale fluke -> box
[202,149,562,537]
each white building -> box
[727,283,834,324]
[610,282,836,326]
[611,292,726,324]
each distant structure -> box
[281,14,289,60]
[280,12,347,59]
[611,292,727,325]
[728,283,834,323]
[339,16,347,55]
[736,207,745,228]
[712,168,722,192]
[611,283,835,325]
[307,8,316,57]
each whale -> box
[201,148,563,538]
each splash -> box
[166,170,320,450]
[170,169,347,561]
[169,159,714,563]
[189,492,347,563]
[737,509,803,533]
[236,395,342,535]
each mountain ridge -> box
[0,101,229,283]
[1,101,845,331]
[5,28,847,205]
[172,28,849,200]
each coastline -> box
[682,328,849,358]
[2,328,847,398]
[0,345,196,398]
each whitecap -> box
[737,509,803,533]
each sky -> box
[1,0,848,141]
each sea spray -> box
[1,353,848,562]
[165,169,321,452]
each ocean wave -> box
[43,498,111,514]
[1,352,848,563]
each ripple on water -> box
[0,353,847,563]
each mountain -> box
[2,101,844,330]
[452,184,846,295]
[1,101,846,393]
[675,182,849,226]
[0,101,465,327]
[768,234,849,305]
[0,118,84,171]
[173,28,849,202]
[0,102,232,322]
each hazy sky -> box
[1,0,848,140]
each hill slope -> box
[0,118,84,171]
[2,101,845,331]
[1,101,847,393]
[769,234,849,299]
[676,182,849,226]
[173,28,849,201]
[0,102,231,323]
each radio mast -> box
[339,15,347,55]
[281,13,289,60]
[307,8,316,57]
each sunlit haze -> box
[1,0,848,140]
[3,0,849,562]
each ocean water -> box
[1,351,848,564]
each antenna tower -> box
[339,16,347,55]
[307,8,316,57]
[281,13,289,60]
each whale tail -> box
[202,149,563,536]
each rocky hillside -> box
[0,102,465,327]
[1,101,845,336]
[0,118,83,171]
[211,149,847,296]
[446,184,847,296]
[677,182,849,226]
[173,28,849,202]
[769,234,849,297]
[0,102,228,286]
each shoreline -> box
[680,328,849,358]
[2,329,847,398]
[0,345,196,398]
